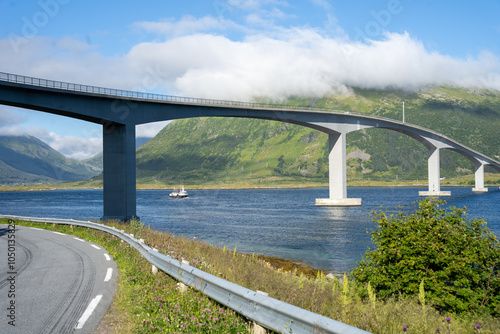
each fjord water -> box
[1,187,499,272]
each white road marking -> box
[75,294,103,329]
[30,227,43,230]
[91,244,101,250]
[74,237,85,242]
[53,232,66,235]
[104,254,111,261]
[104,268,113,282]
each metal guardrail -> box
[0,71,347,113]
[0,71,405,126]
[1,215,371,334]
[1,71,498,167]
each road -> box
[0,223,117,334]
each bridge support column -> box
[472,163,488,192]
[102,123,137,221]
[419,147,450,197]
[316,133,361,207]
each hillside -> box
[136,86,500,186]
[0,136,102,186]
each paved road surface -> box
[0,223,117,334]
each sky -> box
[0,0,500,159]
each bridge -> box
[1,72,499,221]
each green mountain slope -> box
[136,86,500,186]
[0,136,102,186]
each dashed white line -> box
[74,237,85,242]
[53,232,66,235]
[30,227,43,230]
[104,254,111,261]
[104,268,113,282]
[75,294,103,329]
[91,244,101,250]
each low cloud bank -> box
[1,29,499,101]
[126,30,500,100]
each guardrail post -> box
[177,282,188,293]
[252,291,269,334]
[152,248,159,275]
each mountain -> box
[0,136,102,186]
[136,137,152,148]
[135,86,500,186]
[82,151,103,171]
[4,86,499,188]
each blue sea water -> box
[1,187,499,272]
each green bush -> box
[352,198,500,315]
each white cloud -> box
[137,121,171,138]
[0,37,134,90]
[0,107,27,127]
[308,0,331,11]
[227,0,289,11]
[1,28,499,101]
[133,16,232,37]
[122,30,500,100]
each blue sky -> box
[1,0,500,159]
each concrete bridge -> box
[1,72,499,221]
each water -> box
[1,187,499,272]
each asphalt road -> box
[0,223,117,334]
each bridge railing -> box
[0,71,355,114]
[1,215,370,334]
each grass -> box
[1,218,250,333]
[3,217,499,333]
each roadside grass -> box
[3,217,499,333]
[1,219,250,334]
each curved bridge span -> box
[1,72,499,220]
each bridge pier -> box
[472,163,488,192]
[419,147,451,197]
[316,133,362,207]
[102,123,138,221]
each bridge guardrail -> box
[0,71,361,115]
[1,214,371,334]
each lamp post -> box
[403,101,405,123]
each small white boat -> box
[178,185,188,198]
[169,186,188,198]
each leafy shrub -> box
[352,198,500,315]
[128,217,147,238]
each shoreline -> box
[3,183,500,192]
[2,173,498,192]
[0,218,339,276]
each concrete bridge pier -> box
[316,133,362,207]
[419,147,451,197]
[102,123,138,221]
[472,163,488,192]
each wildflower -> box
[446,317,451,323]
[403,324,408,332]
[436,328,440,332]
